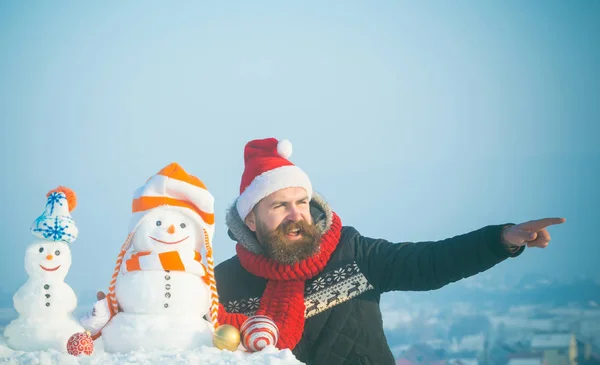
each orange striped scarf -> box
[122,250,210,286]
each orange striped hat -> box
[129,162,215,238]
[106,162,221,331]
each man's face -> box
[245,187,320,264]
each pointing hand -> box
[502,217,566,249]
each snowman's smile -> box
[40,264,61,271]
[148,235,190,245]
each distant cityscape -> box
[381,274,600,365]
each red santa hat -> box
[236,138,312,220]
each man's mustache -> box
[277,220,313,235]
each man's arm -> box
[354,224,523,293]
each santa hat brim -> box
[236,165,312,220]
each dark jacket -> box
[215,193,523,365]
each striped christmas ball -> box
[240,315,279,352]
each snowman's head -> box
[131,207,202,254]
[24,240,72,280]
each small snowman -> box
[3,187,85,352]
[80,163,220,353]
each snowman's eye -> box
[55,250,60,256]
[156,221,162,226]
[180,223,186,229]
[39,247,44,253]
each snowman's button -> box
[164,303,169,308]
[165,270,170,273]
[165,275,171,280]
[44,284,50,290]
[165,292,171,298]
[45,302,50,307]
[165,284,171,290]
[45,294,50,298]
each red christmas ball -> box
[240,315,279,352]
[66,331,94,356]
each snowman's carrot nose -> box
[46,255,53,260]
[167,224,175,234]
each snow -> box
[100,312,213,353]
[4,314,83,353]
[0,324,305,364]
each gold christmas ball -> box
[212,324,241,351]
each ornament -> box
[212,324,241,351]
[66,330,94,356]
[240,315,279,352]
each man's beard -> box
[255,219,321,265]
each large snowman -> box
[4,187,85,352]
[81,163,220,353]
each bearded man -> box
[215,138,565,365]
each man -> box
[215,137,565,365]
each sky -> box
[0,1,598,305]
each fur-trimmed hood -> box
[225,192,334,254]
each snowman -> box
[4,187,85,352]
[80,162,220,353]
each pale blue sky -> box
[1,1,598,304]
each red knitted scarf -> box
[218,212,342,350]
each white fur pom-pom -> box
[277,139,293,159]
